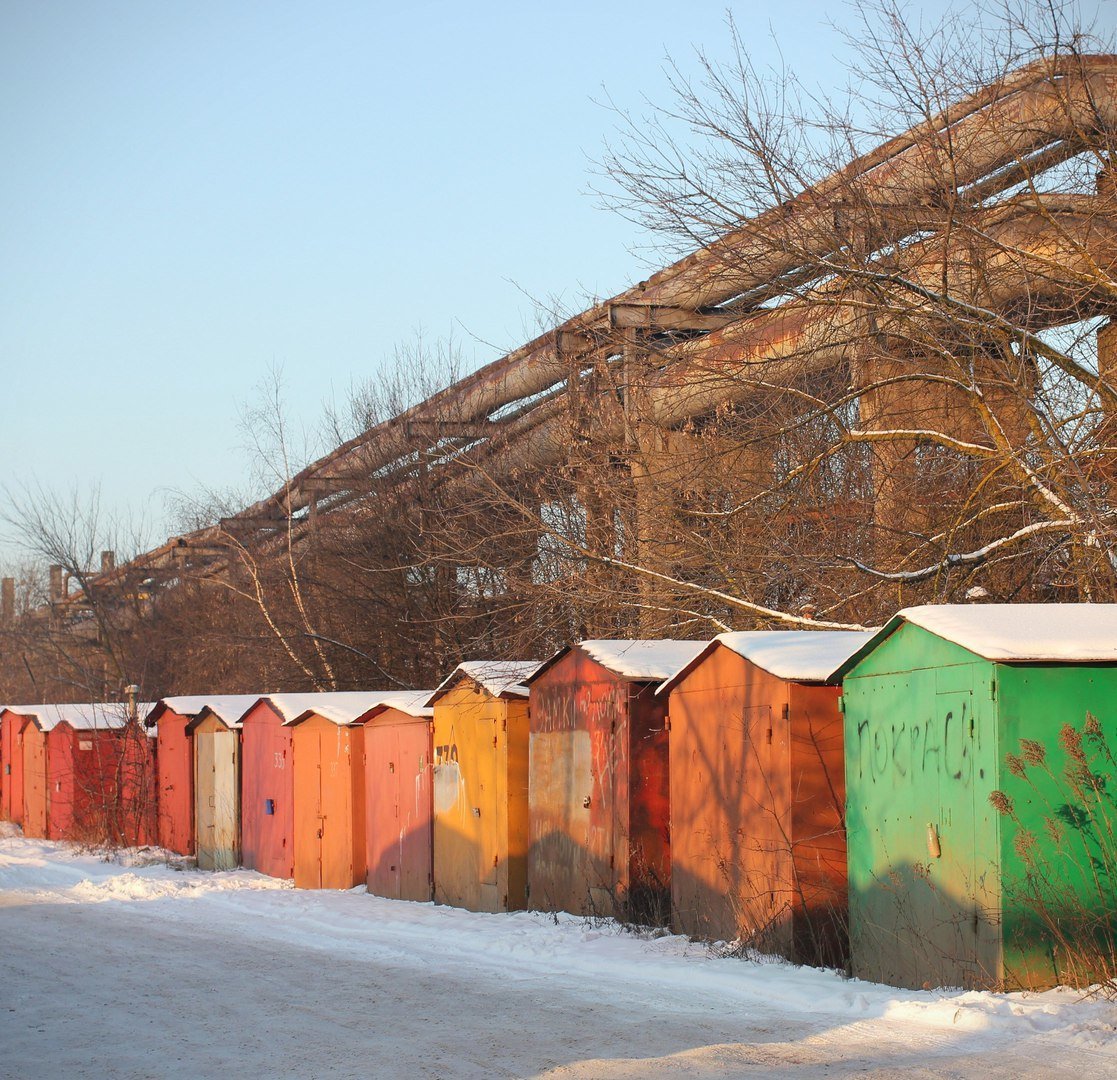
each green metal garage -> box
[837,604,1117,990]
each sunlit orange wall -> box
[667,643,847,966]
[292,715,365,889]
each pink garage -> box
[239,696,296,880]
[357,690,436,903]
[242,692,408,889]
[249,693,393,889]
[146,696,261,857]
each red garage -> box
[526,640,705,923]
[0,706,33,825]
[147,696,260,857]
[47,704,150,844]
[19,704,157,847]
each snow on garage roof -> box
[428,661,542,703]
[15,702,152,732]
[578,639,708,681]
[355,690,434,721]
[146,695,263,726]
[529,639,708,684]
[660,630,877,692]
[890,604,1117,662]
[257,691,422,726]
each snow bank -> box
[2,835,1115,1059]
[0,836,289,901]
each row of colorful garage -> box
[3,603,1116,992]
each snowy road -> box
[1,836,1116,1078]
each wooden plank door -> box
[210,730,239,871]
[195,732,217,870]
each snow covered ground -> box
[2,833,1116,1078]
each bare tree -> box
[0,483,157,702]
[414,0,1117,636]
[6,0,1117,702]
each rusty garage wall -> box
[527,641,705,923]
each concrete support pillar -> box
[855,335,1037,556]
[1,577,14,624]
[574,466,621,619]
[49,564,65,605]
[622,330,685,634]
[854,350,932,539]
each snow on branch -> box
[844,518,1083,582]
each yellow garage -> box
[429,661,538,913]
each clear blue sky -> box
[0,0,1000,563]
